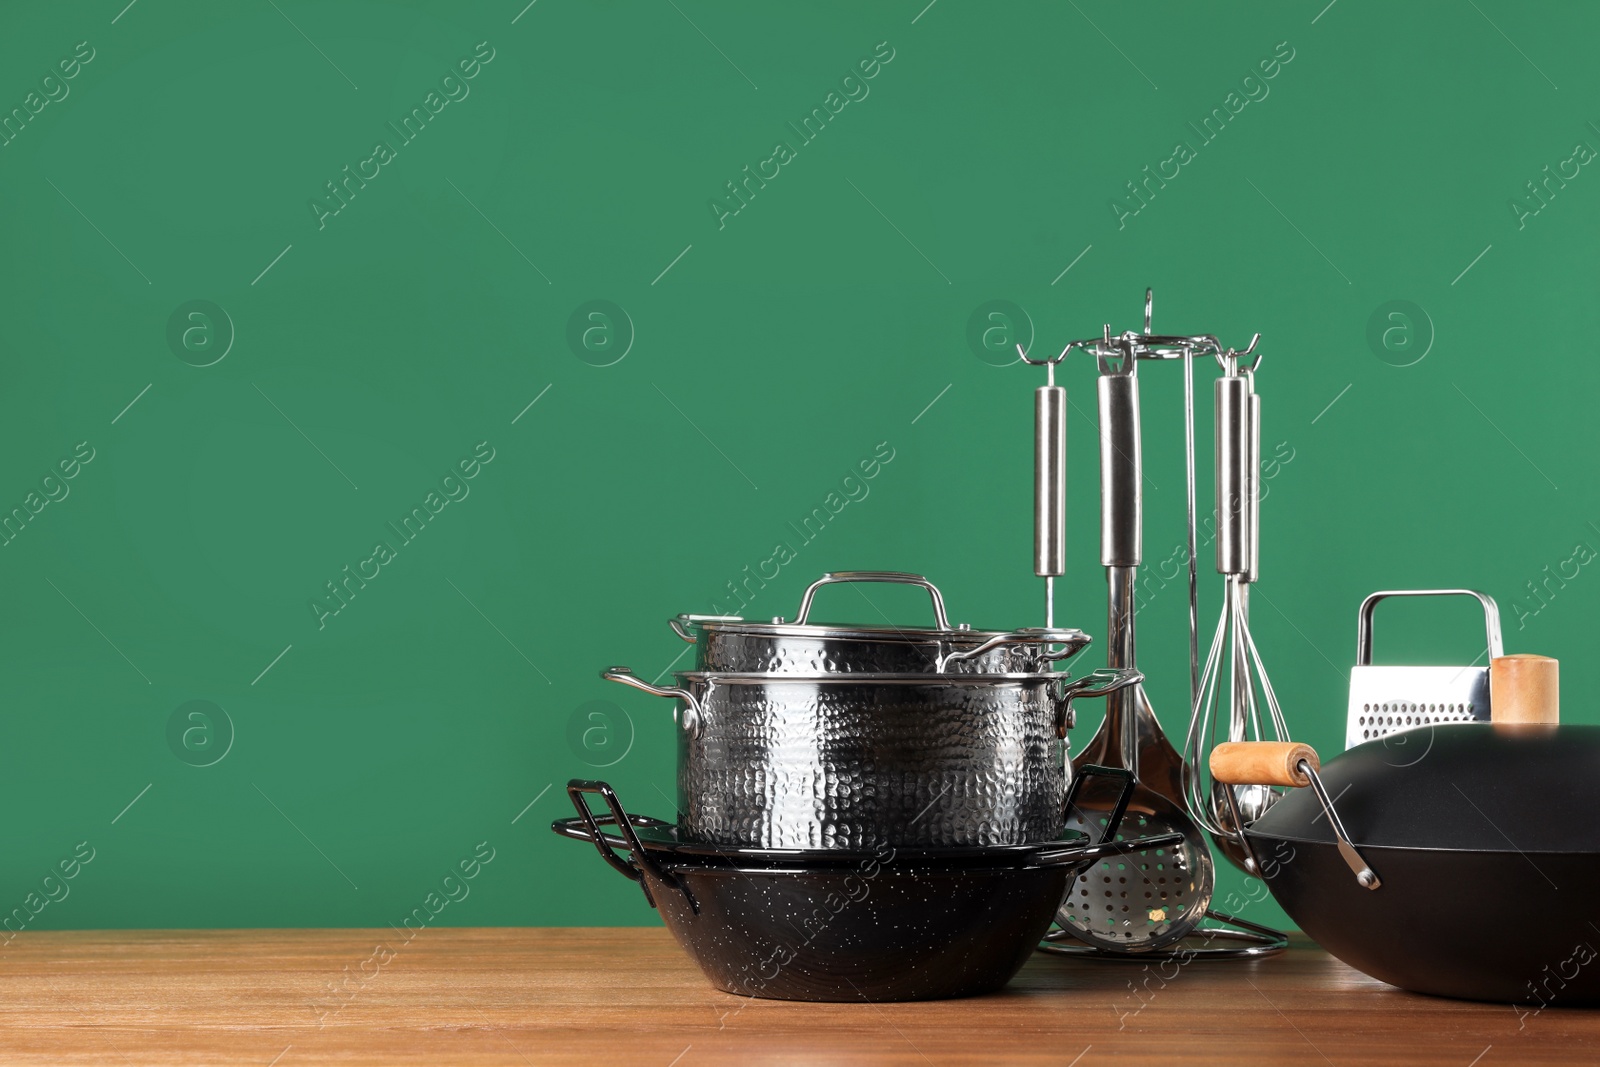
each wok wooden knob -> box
[1491,654,1559,725]
[1210,741,1319,788]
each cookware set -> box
[553,289,1597,1009]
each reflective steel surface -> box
[671,673,1072,850]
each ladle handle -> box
[1098,373,1142,568]
[1210,741,1319,788]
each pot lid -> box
[675,570,1086,645]
[1250,723,1600,853]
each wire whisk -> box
[1183,359,1292,873]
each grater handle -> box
[1356,589,1504,667]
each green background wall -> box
[0,0,1594,933]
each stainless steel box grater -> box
[1345,589,1503,750]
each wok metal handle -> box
[938,627,1090,670]
[565,779,688,910]
[1211,741,1381,891]
[1356,589,1504,667]
[601,666,702,737]
[1052,667,1143,737]
[789,571,952,628]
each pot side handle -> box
[1053,667,1143,737]
[601,666,702,737]
[938,627,1090,670]
[565,779,663,908]
[668,613,744,644]
[1062,764,1135,845]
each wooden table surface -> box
[0,927,1593,1065]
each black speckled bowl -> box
[559,777,1180,1002]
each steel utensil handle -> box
[601,666,703,737]
[1210,742,1381,891]
[790,571,952,629]
[1062,764,1136,846]
[566,779,677,909]
[1214,375,1251,577]
[1356,590,1504,666]
[1035,384,1067,579]
[1246,386,1261,583]
[1098,373,1142,568]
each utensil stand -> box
[1022,290,1285,961]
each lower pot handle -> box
[1053,667,1143,737]
[601,666,702,737]
[566,779,667,909]
[1211,742,1381,891]
[1062,764,1135,846]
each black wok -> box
[1213,725,1600,1007]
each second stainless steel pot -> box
[604,665,1141,850]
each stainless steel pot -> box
[603,665,1142,850]
[671,572,1091,675]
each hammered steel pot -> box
[671,572,1091,675]
[603,665,1142,850]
